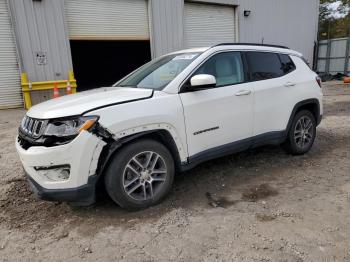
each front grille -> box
[20,116,48,139]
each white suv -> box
[16,44,323,210]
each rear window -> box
[300,56,310,67]
[279,54,296,74]
[246,52,284,81]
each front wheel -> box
[283,110,317,155]
[104,139,175,210]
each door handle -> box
[235,90,251,96]
[284,82,296,87]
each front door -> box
[179,51,254,159]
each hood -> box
[27,87,153,119]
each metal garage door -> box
[65,0,149,40]
[184,3,236,48]
[0,0,22,109]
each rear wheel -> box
[104,139,175,210]
[283,110,316,155]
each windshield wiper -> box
[118,85,137,88]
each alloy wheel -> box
[293,115,314,149]
[122,151,167,201]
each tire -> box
[283,110,317,155]
[104,139,175,211]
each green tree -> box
[319,0,350,39]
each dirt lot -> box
[0,81,349,262]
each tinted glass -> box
[117,52,201,90]
[301,56,310,67]
[246,52,284,81]
[280,54,296,74]
[193,52,244,87]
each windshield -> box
[116,52,201,90]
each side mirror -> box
[190,74,216,88]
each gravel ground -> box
[0,81,349,262]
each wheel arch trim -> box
[286,99,321,132]
[96,125,186,181]
[113,123,187,161]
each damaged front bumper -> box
[15,131,106,206]
[27,174,98,206]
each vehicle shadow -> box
[69,128,337,234]
[1,125,343,236]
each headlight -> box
[43,116,99,138]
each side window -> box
[193,52,244,87]
[280,54,296,74]
[246,52,284,81]
[300,56,310,68]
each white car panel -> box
[252,73,296,135]
[253,56,322,136]
[27,87,153,119]
[85,91,189,162]
[180,82,254,156]
[15,131,106,189]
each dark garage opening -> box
[70,40,152,91]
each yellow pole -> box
[68,70,77,93]
[21,73,32,109]
[20,71,77,109]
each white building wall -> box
[150,0,319,63]
[9,0,73,82]
[9,0,320,83]
[237,0,319,63]
[149,0,184,58]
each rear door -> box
[180,51,254,158]
[246,51,297,136]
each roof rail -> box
[213,43,290,49]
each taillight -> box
[316,76,322,88]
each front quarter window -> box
[117,52,201,90]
